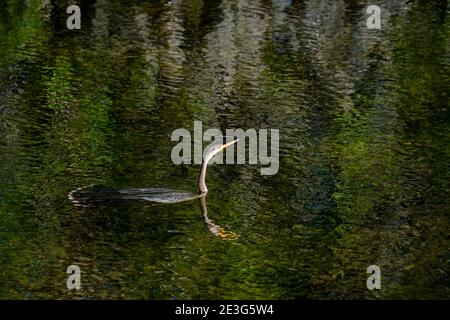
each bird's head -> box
[203,139,239,163]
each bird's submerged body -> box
[68,185,201,206]
[139,189,201,203]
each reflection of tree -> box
[322,1,450,299]
[159,0,186,88]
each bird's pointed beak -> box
[221,139,239,150]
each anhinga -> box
[68,139,239,240]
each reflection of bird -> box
[68,139,239,239]
[199,195,237,240]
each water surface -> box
[0,0,449,299]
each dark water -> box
[0,0,449,299]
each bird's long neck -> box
[198,159,208,194]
